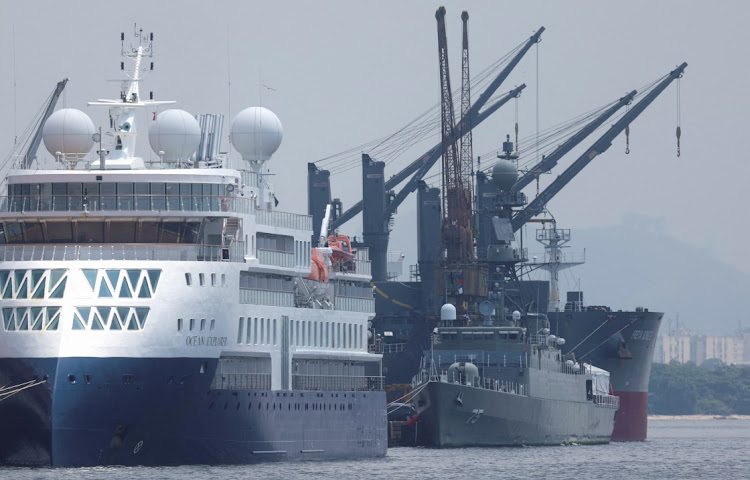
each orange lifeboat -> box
[306,248,330,283]
[327,233,356,273]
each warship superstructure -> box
[411,306,618,447]
[0,29,386,466]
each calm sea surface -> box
[2,419,748,480]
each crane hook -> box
[676,125,681,157]
[625,125,630,154]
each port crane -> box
[21,78,69,169]
[326,26,545,234]
[436,6,472,265]
[510,62,687,232]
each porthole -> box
[68,374,76,384]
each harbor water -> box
[2,419,748,479]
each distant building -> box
[653,329,750,366]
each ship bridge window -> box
[7,181,231,214]
[0,220,204,245]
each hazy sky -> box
[1,1,748,327]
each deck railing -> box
[593,394,620,409]
[239,289,295,307]
[334,296,375,314]
[292,374,384,392]
[211,372,272,390]
[0,242,244,263]
[256,248,295,268]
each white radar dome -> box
[42,108,96,157]
[230,107,283,163]
[148,109,201,162]
[440,304,457,322]
[491,159,518,192]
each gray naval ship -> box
[411,304,618,447]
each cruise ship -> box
[0,29,386,466]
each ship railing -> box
[382,343,406,354]
[0,242,244,263]
[256,248,295,268]
[411,366,526,397]
[239,289,295,307]
[292,374,384,391]
[593,394,620,409]
[211,372,272,390]
[334,296,375,314]
[255,209,313,231]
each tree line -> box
[648,361,750,415]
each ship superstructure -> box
[0,28,386,467]
[411,306,618,447]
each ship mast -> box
[87,25,174,169]
[534,225,584,312]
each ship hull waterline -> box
[414,381,616,447]
[0,357,387,467]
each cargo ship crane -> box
[325,26,545,234]
[510,62,687,232]
[511,89,636,193]
[459,10,475,236]
[436,6,470,265]
[21,78,68,169]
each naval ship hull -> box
[376,306,662,441]
[414,381,615,447]
[551,309,663,441]
[0,357,387,467]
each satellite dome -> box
[440,304,457,322]
[42,108,96,157]
[148,109,201,162]
[491,159,518,191]
[230,107,283,163]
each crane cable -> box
[676,77,681,157]
[515,96,520,152]
[624,103,630,154]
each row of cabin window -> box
[256,233,294,253]
[237,317,277,346]
[235,317,362,350]
[239,272,293,292]
[186,272,226,287]
[291,319,362,350]
[243,236,311,268]
[333,281,373,298]
[6,182,227,213]
[178,318,216,332]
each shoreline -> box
[648,415,750,420]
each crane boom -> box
[329,86,526,232]
[375,86,526,228]
[23,78,69,168]
[383,26,545,193]
[511,62,687,232]
[511,89,637,193]
[459,10,474,240]
[435,6,470,264]
[326,28,545,232]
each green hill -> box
[648,362,750,415]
